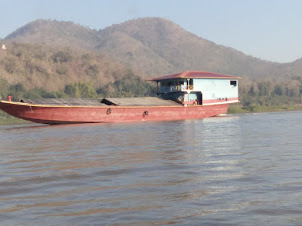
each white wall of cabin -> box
[193,79,238,100]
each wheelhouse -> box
[150,71,240,106]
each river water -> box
[1,111,302,225]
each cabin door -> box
[197,92,202,105]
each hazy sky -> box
[0,0,301,63]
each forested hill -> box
[5,20,99,51]
[95,18,280,78]
[0,43,127,91]
[5,17,302,79]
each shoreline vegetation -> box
[228,104,302,114]
[0,111,28,125]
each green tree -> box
[97,71,155,97]
[64,82,97,98]
[258,82,270,96]
[24,88,57,99]
[0,78,9,99]
[248,85,256,96]
[273,85,283,96]
[8,83,26,101]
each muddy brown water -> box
[1,111,302,225]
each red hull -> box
[0,101,229,124]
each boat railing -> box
[160,85,194,93]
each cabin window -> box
[230,81,237,86]
[188,79,193,90]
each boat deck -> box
[101,97,181,106]
[22,98,106,106]
[21,97,181,107]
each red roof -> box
[150,71,240,81]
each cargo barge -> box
[0,71,240,124]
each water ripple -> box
[1,112,302,225]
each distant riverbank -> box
[228,104,302,114]
[0,112,28,125]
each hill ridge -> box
[3,17,302,82]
